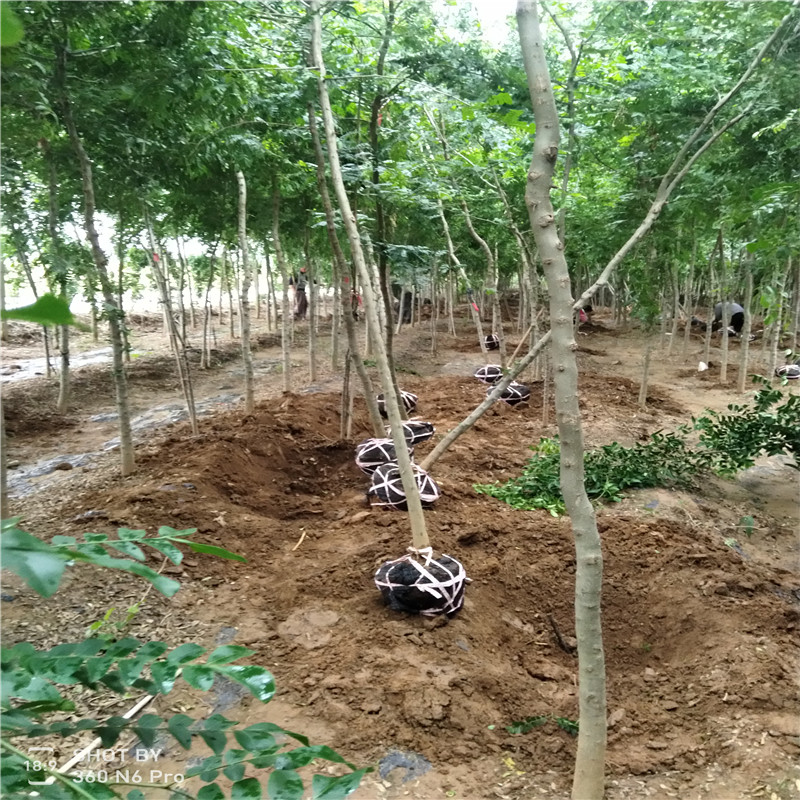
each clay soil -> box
[2,310,799,800]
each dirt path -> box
[2,311,799,800]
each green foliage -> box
[0,294,89,330]
[1,520,246,599]
[476,384,800,514]
[505,714,578,736]
[1,521,369,800]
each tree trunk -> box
[682,234,696,360]
[59,46,135,476]
[311,0,429,547]
[236,170,255,413]
[638,336,653,408]
[271,179,293,394]
[40,138,71,409]
[308,103,384,436]
[738,267,754,393]
[304,225,318,384]
[146,218,199,435]
[770,265,787,379]
[517,3,606,797]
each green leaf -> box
[150,661,179,694]
[168,713,193,748]
[147,539,184,564]
[107,541,147,561]
[1,3,24,46]
[267,770,303,800]
[117,528,147,541]
[199,729,228,755]
[127,791,146,800]
[232,778,262,800]
[1,525,67,596]
[197,785,225,800]
[185,541,247,562]
[311,769,370,800]
[182,664,216,691]
[224,763,246,782]
[207,645,253,665]
[167,643,207,666]
[214,666,275,703]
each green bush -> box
[475,382,800,515]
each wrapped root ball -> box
[489,381,531,407]
[386,419,435,447]
[474,364,503,384]
[376,390,418,418]
[375,551,468,617]
[355,438,412,476]
[368,462,440,510]
[484,334,500,351]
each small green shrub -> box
[476,382,800,515]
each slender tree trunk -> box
[40,138,71,409]
[682,234,696,359]
[146,217,199,435]
[792,256,800,351]
[311,0,429,547]
[236,170,255,413]
[304,227,318,384]
[272,179,293,394]
[738,267,754,393]
[331,257,341,371]
[0,255,7,342]
[308,102,384,436]
[770,266,787,379]
[638,335,653,407]
[59,47,135,475]
[517,4,606,797]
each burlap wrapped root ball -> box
[386,419,436,447]
[375,549,468,617]
[775,364,800,380]
[376,390,418,418]
[489,381,531,407]
[483,333,500,351]
[474,364,503,384]
[367,462,440,510]
[354,437,413,476]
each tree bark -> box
[517,3,606,797]
[271,179,293,394]
[236,170,255,413]
[311,0,429,547]
[145,216,199,435]
[738,266,754,393]
[308,103,384,436]
[58,43,135,475]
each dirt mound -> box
[66,377,798,785]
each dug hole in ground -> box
[2,307,799,800]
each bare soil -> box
[2,310,799,800]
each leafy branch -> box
[1,521,246,599]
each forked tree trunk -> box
[236,170,255,413]
[517,3,606,796]
[59,48,135,475]
[271,180,293,394]
[311,0,429,547]
[308,103,384,436]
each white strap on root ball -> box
[386,419,436,447]
[368,462,440,510]
[488,381,531,407]
[775,364,800,380]
[374,548,468,617]
[354,438,413,475]
[483,334,500,351]
[474,364,503,384]
[377,390,418,418]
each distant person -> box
[712,301,745,335]
[289,267,308,320]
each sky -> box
[469,0,518,45]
